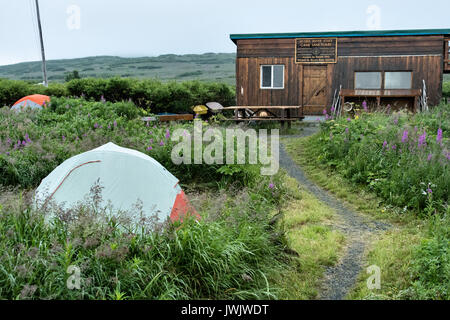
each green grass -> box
[282,135,407,224]
[347,227,424,299]
[282,111,450,300]
[274,175,345,299]
[0,175,293,300]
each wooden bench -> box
[221,106,304,127]
[340,89,422,112]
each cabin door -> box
[302,65,328,115]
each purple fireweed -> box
[114,120,118,128]
[401,130,409,143]
[147,146,153,151]
[427,188,432,194]
[269,183,275,189]
[393,117,398,125]
[362,100,368,111]
[323,109,327,115]
[418,131,427,148]
[437,128,443,144]
[345,127,349,134]
[94,123,99,129]
[150,139,154,144]
[347,118,351,122]
[392,144,397,150]
[165,129,170,139]
[331,106,335,113]
[382,141,388,149]
[427,153,433,161]
[159,141,164,146]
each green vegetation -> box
[0,53,236,85]
[283,106,449,300]
[0,96,312,300]
[276,176,345,299]
[317,106,448,214]
[0,78,235,114]
[0,97,243,189]
[443,80,450,99]
[0,176,292,299]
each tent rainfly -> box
[35,142,198,224]
[11,94,50,111]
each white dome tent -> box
[35,142,197,224]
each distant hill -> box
[0,53,237,85]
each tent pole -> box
[35,0,48,87]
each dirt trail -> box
[280,126,390,300]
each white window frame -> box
[260,65,285,89]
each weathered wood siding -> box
[235,35,445,114]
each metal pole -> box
[35,0,48,87]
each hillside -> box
[0,53,236,85]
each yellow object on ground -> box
[193,105,208,115]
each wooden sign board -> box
[295,38,337,64]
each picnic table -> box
[221,106,304,128]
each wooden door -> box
[302,65,328,115]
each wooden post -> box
[35,0,48,87]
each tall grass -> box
[0,175,290,300]
[317,104,449,214]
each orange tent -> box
[12,94,50,111]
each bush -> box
[0,78,235,114]
[315,105,449,214]
[0,180,287,300]
[0,97,258,189]
[443,81,450,99]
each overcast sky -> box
[0,0,449,66]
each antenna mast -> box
[34,0,48,87]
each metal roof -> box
[230,28,450,43]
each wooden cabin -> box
[231,29,450,115]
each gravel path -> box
[280,125,390,300]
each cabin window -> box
[355,72,382,89]
[384,72,412,89]
[261,65,284,89]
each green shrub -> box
[0,180,287,300]
[315,105,449,214]
[443,81,450,99]
[0,97,258,189]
